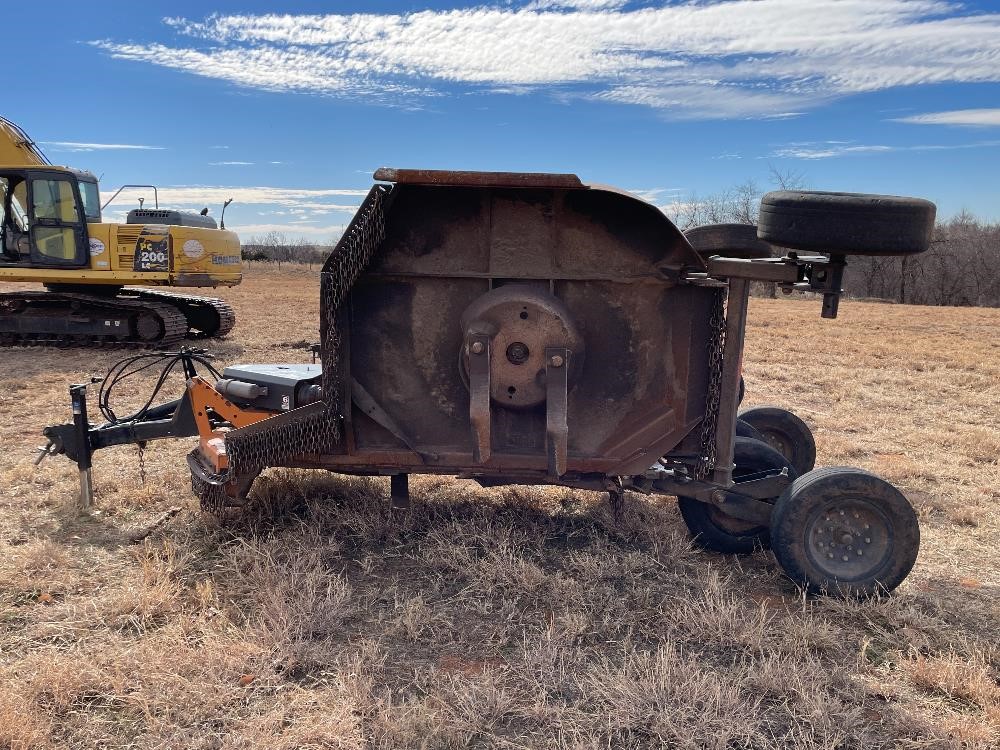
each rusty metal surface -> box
[467,333,492,464]
[220,171,728,499]
[545,347,570,477]
[460,285,584,409]
[373,167,585,189]
[336,177,713,479]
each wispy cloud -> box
[893,108,1000,127]
[235,222,347,240]
[90,1,1000,119]
[525,0,628,9]
[208,160,254,166]
[41,141,164,152]
[624,187,686,204]
[772,139,1000,159]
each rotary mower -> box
[40,168,936,596]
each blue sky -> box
[7,0,1000,240]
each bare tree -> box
[767,165,807,191]
[844,212,999,307]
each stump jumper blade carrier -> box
[43,169,936,597]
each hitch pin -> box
[34,441,56,466]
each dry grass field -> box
[1,266,998,749]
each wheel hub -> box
[761,430,792,458]
[807,499,892,581]
[459,285,584,409]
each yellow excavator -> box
[0,115,241,347]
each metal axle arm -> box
[702,253,847,319]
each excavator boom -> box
[0,115,50,166]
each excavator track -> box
[0,291,188,348]
[127,288,236,339]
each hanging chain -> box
[194,184,392,521]
[696,286,728,480]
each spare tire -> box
[758,191,935,256]
[684,223,773,259]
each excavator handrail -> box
[101,184,159,211]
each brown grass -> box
[1,267,998,748]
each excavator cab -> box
[0,168,89,267]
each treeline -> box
[846,213,1000,307]
[240,231,334,269]
[667,178,1000,308]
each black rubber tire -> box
[684,223,773,259]
[735,418,764,442]
[738,405,816,475]
[770,467,919,596]
[758,191,935,257]
[678,437,796,554]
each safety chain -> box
[194,184,392,518]
[696,286,728,479]
[190,462,232,519]
[318,183,392,422]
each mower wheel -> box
[678,437,796,554]
[684,223,773,259]
[738,405,816,475]
[770,467,919,596]
[758,191,935,256]
[735,418,764,442]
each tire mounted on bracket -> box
[758,191,936,256]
